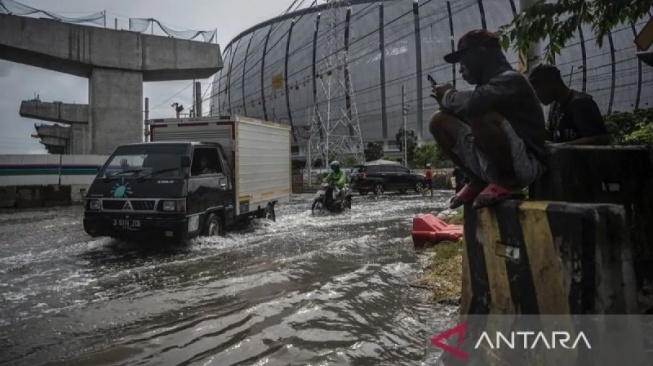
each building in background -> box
[211,0,653,165]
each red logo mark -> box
[431,323,468,361]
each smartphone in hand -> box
[427,74,437,86]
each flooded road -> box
[0,192,458,366]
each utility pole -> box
[307,107,312,189]
[195,81,202,117]
[144,97,150,142]
[402,84,407,167]
[192,78,196,118]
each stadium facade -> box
[210,0,653,163]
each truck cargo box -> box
[149,115,291,216]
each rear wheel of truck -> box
[264,204,276,222]
[203,213,224,237]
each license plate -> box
[113,219,141,229]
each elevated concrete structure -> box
[0,14,221,81]
[21,101,90,154]
[20,101,88,125]
[0,14,223,155]
[33,124,70,154]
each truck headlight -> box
[89,200,101,210]
[162,201,176,212]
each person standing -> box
[424,163,434,197]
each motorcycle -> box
[312,182,352,214]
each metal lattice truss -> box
[308,0,364,167]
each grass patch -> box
[443,208,464,225]
[412,207,465,305]
[416,239,464,304]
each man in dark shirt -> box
[429,30,547,209]
[527,64,610,145]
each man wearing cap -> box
[527,64,611,146]
[429,29,547,209]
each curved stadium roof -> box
[210,0,653,149]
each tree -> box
[411,142,453,168]
[395,128,418,164]
[498,0,653,63]
[364,141,384,162]
[604,108,653,145]
[342,156,360,167]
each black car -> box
[351,163,427,195]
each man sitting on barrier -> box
[527,64,611,146]
[428,29,547,209]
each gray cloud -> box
[0,61,13,78]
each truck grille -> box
[102,200,156,211]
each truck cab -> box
[83,141,268,242]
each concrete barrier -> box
[0,186,16,208]
[461,200,637,315]
[16,185,44,208]
[43,185,71,207]
[530,145,653,289]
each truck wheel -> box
[264,204,276,222]
[203,213,224,237]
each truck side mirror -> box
[180,155,191,168]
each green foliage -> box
[605,108,653,146]
[410,142,453,169]
[498,0,653,63]
[341,156,360,167]
[396,128,418,163]
[363,141,384,162]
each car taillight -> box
[359,172,367,179]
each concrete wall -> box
[89,68,143,155]
[0,14,222,81]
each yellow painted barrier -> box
[460,200,638,316]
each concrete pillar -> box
[89,68,143,155]
[71,124,87,154]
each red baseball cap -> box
[444,29,502,63]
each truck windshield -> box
[99,144,188,180]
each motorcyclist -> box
[323,160,347,203]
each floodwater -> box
[0,192,459,366]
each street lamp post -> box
[402,84,407,167]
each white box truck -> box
[83,115,291,241]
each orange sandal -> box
[449,183,483,209]
[472,183,524,209]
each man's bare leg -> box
[468,111,519,189]
[429,111,486,192]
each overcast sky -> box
[0,0,318,154]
